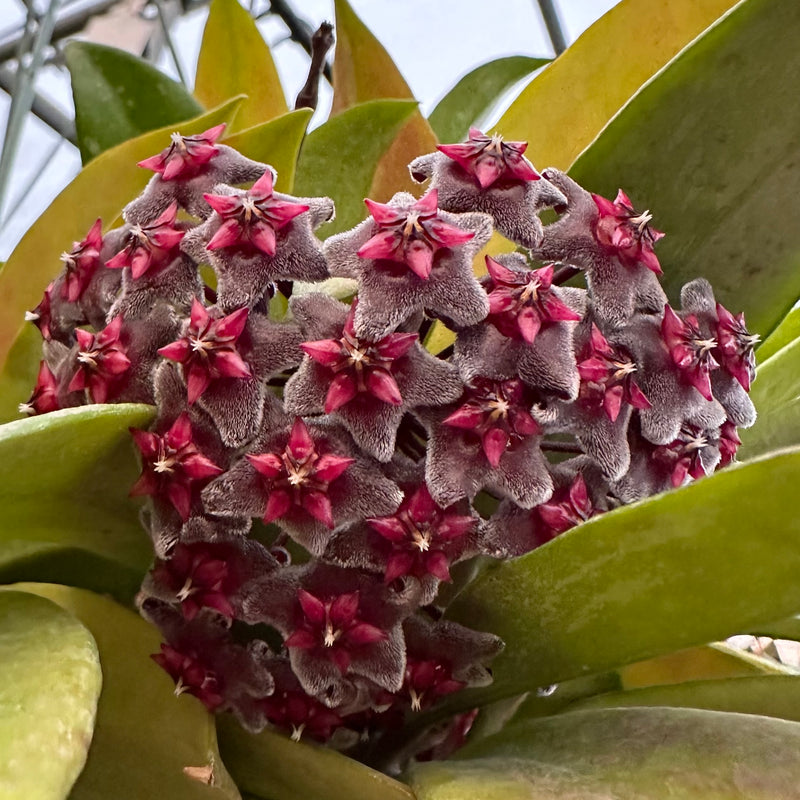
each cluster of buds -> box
[23,123,757,758]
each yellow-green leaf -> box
[428,56,550,145]
[566,675,800,724]
[0,98,244,403]
[441,447,800,710]
[0,404,154,601]
[66,41,203,164]
[409,708,800,800]
[294,99,417,238]
[223,109,312,193]
[7,583,240,800]
[569,0,800,337]
[498,0,739,169]
[217,716,413,800]
[0,591,102,800]
[757,304,800,362]
[195,0,287,131]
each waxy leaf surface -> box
[757,304,800,362]
[444,447,800,708]
[0,404,153,601]
[7,583,240,800]
[195,0,287,131]
[498,0,740,168]
[569,0,800,336]
[294,99,417,237]
[408,707,800,799]
[428,56,549,145]
[217,716,414,800]
[66,41,203,164]
[0,591,101,800]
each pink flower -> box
[717,420,742,468]
[284,589,387,675]
[158,299,252,404]
[357,190,474,280]
[402,657,465,712]
[367,484,476,583]
[67,315,132,403]
[105,202,185,279]
[536,473,601,538]
[151,643,223,710]
[577,324,651,421]
[591,189,664,274]
[129,413,224,521]
[246,418,354,529]
[60,219,103,303]
[484,256,580,344]
[150,543,237,620]
[26,283,55,341]
[437,128,539,189]
[715,303,758,391]
[19,361,60,416]
[204,169,310,255]
[443,378,540,468]
[261,684,343,742]
[138,124,226,180]
[300,300,417,413]
[661,304,720,401]
[653,424,713,487]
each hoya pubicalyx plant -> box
[5,0,800,797]
[20,113,758,753]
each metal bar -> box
[0,64,77,143]
[0,0,122,64]
[152,0,189,87]
[537,0,567,55]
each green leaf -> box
[217,715,414,800]
[408,707,800,799]
[294,99,417,238]
[428,56,549,145]
[739,336,800,460]
[568,0,800,337]
[497,0,739,169]
[566,675,800,724]
[7,583,240,800]
[65,41,203,164]
[195,0,287,132]
[223,109,312,194]
[440,447,800,710]
[0,591,102,800]
[757,303,800,362]
[0,404,154,601]
[0,97,243,416]
[752,615,800,642]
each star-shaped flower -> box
[60,219,103,303]
[181,185,332,312]
[158,299,251,404]
[67,315,132,403]
[324,191,492,339]
[367,484,477,584]
[577,324,651,422]
[285,294,463,461]
[485,256,581,344]
[246,417,355,530]
[715,303,758,391]
[717,420,742,468]
[592,189,664,275]
[203,169,310,254]
[129,412,224,521]
[152,643,224,710]
[409,131,565,248]
[105,202,185,279]
[661,304,720,401]
[533,169,667,328]
[443,377,540,468]
[19,361,61,416]
[652,424,719,487]
[536,473,602,536]
[260,674,344,742]
[138,124,226,180]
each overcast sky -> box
[0,0,620,259]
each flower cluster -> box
[23,124,757,760]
